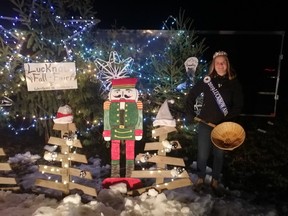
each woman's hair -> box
[208,51,236,80]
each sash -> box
[203,76,228,116]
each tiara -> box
[213,51,228,59]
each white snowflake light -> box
[94,51,134,93]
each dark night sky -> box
[94,1,287,31]
[1,1,287,30]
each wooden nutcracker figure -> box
[103,77,143,177]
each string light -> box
[170,167,185,178]
[0,0,206,136]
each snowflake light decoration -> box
[94,51,134,93]
[0,96,13,107]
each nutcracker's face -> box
[109,88,138,101]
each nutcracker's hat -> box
[111,77,138,88]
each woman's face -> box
[214,56,227,76]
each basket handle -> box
[194,117,216,128]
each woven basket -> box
[211,122,245,151]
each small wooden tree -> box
[128,100,192,195]
[35,123,97,197]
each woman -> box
[185,51,243,192]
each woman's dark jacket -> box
[185,75,243,125]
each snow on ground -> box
[0,152,280,216]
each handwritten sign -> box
[24,62,78,91]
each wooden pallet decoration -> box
[130,126,192,195]
[35,123,97,197]
[127,178,192,196]
[0,148,18,190]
